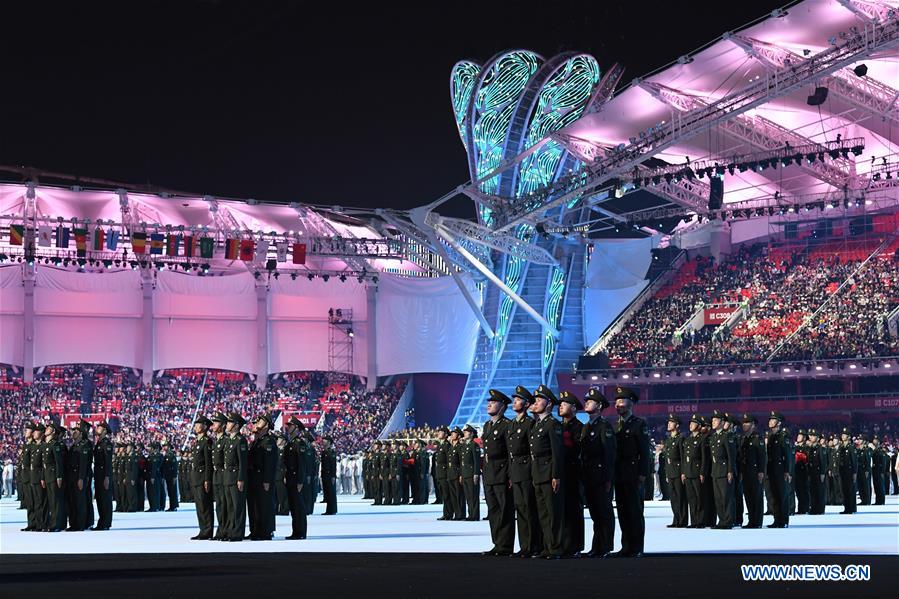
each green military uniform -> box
[766,412,792,527]
[433,432,451,518]
[529,385,563,559]
[856,439,872,505]
[663,414,687,528]
[161,445,178,511]
[506,386,541,556]
[459,426,481,521]
[190,417,214,539]
[446,431,465,519]
[29,429,48,529]
[681,416,704,528]
[302,431,316,515]
[247,415,278,540]
[42,425,67,531]
[222,412,248,541]
[482,390,513,555]
[321,440,338,515]
[739,414,766,527]
[92,425,114,529]
[65,424,92,530]
[210,413,228,538]
[612,387,651,556]
[284,417,309,539]
[708,411,736,529]
[579,389,616,556]
[836,429,857,514]
[871,439,887,505]
[557,391,584,557]
[146,445,163,512]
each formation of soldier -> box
[659,411,893,531]
[18,419,115,532]
[362,437,433,507]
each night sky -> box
[1,0,790,218]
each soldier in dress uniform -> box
[725,414,744,526]
[304,430,318,515]
[209,412,228,538]
[855,436,872,506]
[611,386,650,557]
[579,389,615,557]
[28,423,48,530]
[65,420,92,531]
[708,410,736,529]
[805,429,826,515]
[699,417,715,528]
[663,413,687,528]
[19,423,34,530]
[390,440,404,506]
[554,391,583,558]
[681,414,704,528]
[145,442,163,512]
[222,412,248,541]
[460,425,481,521]
[446,427,465,520]
[836,428,857,514]
[42,423,67,532]
[369,441,383,505]
[274,433,290,515]
[91,420,114,530]
[871,436,887,505]
[739,414,766,528]
[377,439,391,507]
[321,436,338,515]
[528,384,563,560]
[794,429,809,515]
[112,446,122,512]
[415,439,430,504]
[161,440,178,512]
[481,389,513,556]
[433,427,452,519]
[179,449,192,504]
[18,423,32,517]
[284,416,309,539]
[766,411,792,528]
[506,385,541,557]
[248,414,278,540]
[189,415,214,539]
[827,435,841,506]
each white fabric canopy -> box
[585,237,654,289]
[375,273,480,375]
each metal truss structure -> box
[485,16,899,232]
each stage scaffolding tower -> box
[327,308,354,384]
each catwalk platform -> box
[2,495,897,555]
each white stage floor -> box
[2,496,897,555]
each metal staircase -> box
[548,243,587,386]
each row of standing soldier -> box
[187,412,337,541]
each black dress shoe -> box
[544,554,562,560]
[666,524,678,528]
[482,549,497,556]
[190,534,211,540]
[47,528,63,533]
[285,535,304,540]
[511,550,529,558]
[629,552,643,558]
[494,551,512,557]
[436,517,448,521]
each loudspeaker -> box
[807,86,829,106]
[708,176,724,210]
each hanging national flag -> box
[74,228,88,257]
[183,236,196,258]
[149,233,165,255]
[166,234,181,257]
[239,239,255,262]
[56,226,71,248]
[292,243,307,265]
[106,230,120,251]
[93,228,106,251]
[224,238,239,260]
[200,237,215,259]
[9,224,24,245]
[276,242,288,263]
[131,232,147,254]
[255,240,269,263]
[38,226,52,247]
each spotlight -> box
[339,274,347,282]
[307,273,315,281]
[727,164,735,175]
[347,328,354,338]
[853,64,868,77]
[322,275,330,282]
[850,145,863,156]
[291,273,297,281]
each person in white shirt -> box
[2,459,13,498]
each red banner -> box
[280,411,321,427]
[704,306,737,325]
